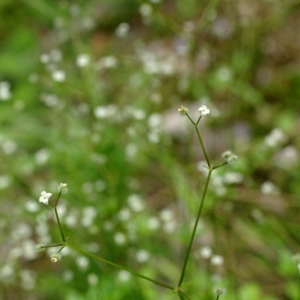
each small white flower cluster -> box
[115,23,130,38]
[50,253,61,263]
[264,128,287,147]
[214,287,226,296]
[39,183,68,205]
[0,81,11,101]
[198,105,210,116]
[76,54,90,67]
[222,150,238,164]
[59,183,68,194]
[178,105,189,115]
[178,104,210,117]
[39,191,52,205]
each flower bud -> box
[50,253,61,263]
[59,183,68,194]
[222,150,238,164]
[178,105,189,116]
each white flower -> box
[214,287,226,296]
[0,81,11,101]
[139,4,152,17]
[222,150,238,164]
[211,255,224,266]
[59,183,68,194]
[76,54,90,67]
[115,23,130,37]
[50,253,61,263]
[198,105,210,116]
[264,128,286,147]
[39,191,52,205]
[178,105,189,116]
[52,70,66,82]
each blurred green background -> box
[1,0,300,299]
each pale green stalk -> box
[64,242,174,291]
[177,168,212,288]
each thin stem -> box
[194,125,210,167]
[185,113,211,167]
[41,243,64,249]
[179,291,192,300]
[58,245,65,253]
[178,294,185,300]
[55,191,62,206]
[177,169,213,287]
[297,272,300,300]
[216,296,220,300]
[64,242,174,291]
[54,206,65,242]
[213,162,228,170]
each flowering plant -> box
[37,105,236,300]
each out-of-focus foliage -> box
[1,0,300,299]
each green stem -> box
[55,191,62,206]
[213,162,228,170]
[194,125,211,167]
[186,113,211,167]
[179,291,192,300]
[41,243,64,249]
[297,271,300,300]
[54,206,65,242]
[178,294,185,300]
[64,242,174,291]
[177,169,213,287]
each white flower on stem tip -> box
[178,105,189,116]
[36,244,45,251]
[214,287,226,296]
[222,150,238,164]
[198,105,210,116]
[39,191,52,205]
[50,253,61,263]
[59,183,68,194]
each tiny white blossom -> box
[50,253,61,263]
[59,183,68,194]
[222,150,238,164]
[199,246,212,259]
[39,191,52,205]
[178,105,189,116]
[198,105,210,116]
[76,54,90,67]
[214,287,226,296]
[0,81,11,101]
[115,23,130,37]
[52,70,66,82]
[139,4,152,17]
[264,128,286,147]
[211,255,223,266]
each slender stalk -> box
[194,125,211,168]
[64,242,174,291]
[54,206,65,242]
[297,272,300,300]
[179,291,192,300]
[177,168,213,287]
[178,294,185,300]
[186,113,211,167]
[55,191,62,206]
[41,243,64,249]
